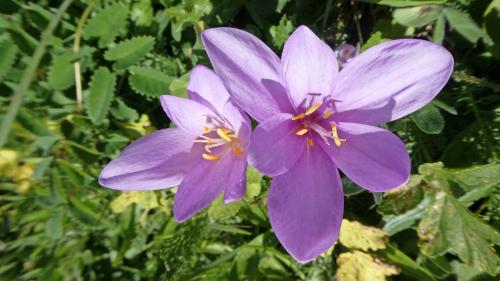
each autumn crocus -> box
[99,65,251,222]
[202,26,453,262]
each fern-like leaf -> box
[48,51,74,90]
[0,35,19,83]
[85,67,116,125]
[83,3,129,47]
[104,36,155,70]
[128,66,172,97]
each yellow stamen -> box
[331,124,345,147]
[323,110,333,119]
[216,128,232,142]
[203,127,211,133]
[202,153,220,161]
[305,102,322,116]
[307,138,314,147]
[233,146,244,156]
[296,128,308,136]
[292,113,306,120]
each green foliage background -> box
[0,0,499,280]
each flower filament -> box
[193,117,243,161]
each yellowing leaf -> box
[339,219,388,251]
[336,251,399,281]
[111,191,159,214]
[0,149,19,175]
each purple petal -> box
[224,157,247,203]
[222,100,250,137]
[334,44,358,65]
[160,95,215,135]
[187,65,230,114]
[248,113,306,176]
[99,129,200,190]
[319,122,410,192]
[282,26,339,110]
[173,154,234,222]
[269,145,343,263]
[202,28,293,122]
[333,39,453,125]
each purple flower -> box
[202,26,453,262]
[99,65,251,222]
[334,44,358,65]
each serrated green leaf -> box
[104,36,155,70]
[110,98,139,121]
[393,6,442,28]
[444,7,490,44]
[48,51,74,90]
[0,35,18,83]
[411,104,444,134]
[84,3,129,47]
[131,0,153,26]
[128,66,171,97]
[85,67,116,125]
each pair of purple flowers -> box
[100,26,453,262]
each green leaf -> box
[378,175,425,215]
[104,36,155,70]
[411,104,444,134]
[361,31,390,51]
[208,194,242,219]
[417,171,500,275]
[449,164,500,192]
[484,0,500,59]
[246,166,262,200]
[0,35,18,83]
[433,14,446,44]
[379,244,436,281]
[17,108,53,136]
[269,15,293,48]
[131,0,154,26]
[169,73,189,98]
[85,67,116,124]
[84,3,129,47]
[358,0,447,7]
[128,66,172,97]
[110,98,139,121]
[45,208,63,240]
[393,6,442,28]
[443,7,490,44]
[48,51,74,90]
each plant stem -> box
[73,0,97,112]
[0,0,74,148]
[453,71,500,92]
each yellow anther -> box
[323,110,333,119]
[292,113,306,120]
[216,128,232,142]
[307,138,314,147]
[296,128,308,136]
[305,102,322,116]
[233,146,244,156]
[202,153,220,161]
[331,124,345,147]
[202,127,211,133]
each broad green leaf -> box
[336,251,399,281]
[378,175,424,215]
[449,163,500,192]
[0,35,18,82]
[104,36,155,70]
[128,66,172,97]
[358,0,446,7]
[131,0,153,26]
[269,15,293,48]
[65,140,101,164]
[85,67,116,124]
[246,166,262,199]
[379,244,436,281]
[361,31,390,51]
[443,7,490,44]
[169,73,189,98]
[84,3,129,47]
[484,0,500,59]
[17,108,53,136]
[208,194,242,219]
[166,0,212,41]
[110,191,159,213]
[393,6,442,27]
[48,51,74,90]
[339,219,388,251]
[45,208,63,240]
[411,104,444,134]
[110,98,139,121]
[417,172,500,275]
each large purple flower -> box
[99,65,251,222]
[202,26,453,262]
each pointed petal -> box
[160,95,215,135]
[320,122,410,192]
[99,129,200,190]
[248,113,306,176]
[187,65,230,114]
[333,39,453,125]
[282,26,339,110]
[224,157,247,203]
[173,154,234,222]
[269,146,344,263]
[202,27,293,122]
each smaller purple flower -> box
[99,65,251,222]
[334,44,358,65]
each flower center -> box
[193,115,243,161]
[291,101,346,148]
